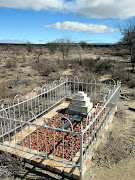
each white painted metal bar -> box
[0,77,121,180]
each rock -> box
[128,107,135,111]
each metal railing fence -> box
[0,79,67,137]
[79,80,120,179]
[0,77,121,180]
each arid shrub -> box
[32,61,56,76]
[39,63,51,76]
[0,150,24,179]
[111,63,130,83]
[5,59,17,69]
[96,56,101,61]
[56,59,69,69]
[92,131,132,168]
[128,78,135,88]
[77,72,97,82]
[26,42,34,52]
[69,58,96,72]
[0,84,9,99]
[46,42,57,54]
[112,69,130,83]
[95,60,113,75]
[83,58,97,71]
[79,41,89,50]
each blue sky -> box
[0,0,135,44]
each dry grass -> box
[115,109,127,122]
[0,150,24,179]
[0,44,134,101]
[92,131,133,168]
[5,59,17,69]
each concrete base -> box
[68,102,93,115]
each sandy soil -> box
[62,69,73,76]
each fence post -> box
[115,81,121,106]
[80,132,83,180]
[118,81,121,103]
[65,79,68,96]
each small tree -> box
[37,45,43,62]
[79,41,88,50]
[77,44,83,61]
[56,37,72,60]
[118,17,135,71]
[46,42,57,54]
[26,41,34,52]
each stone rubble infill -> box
[18,112,89,161]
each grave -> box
[0,77,120,180]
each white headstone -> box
[68,91,93,114]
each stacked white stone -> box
[68,91,93,114]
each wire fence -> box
[0,76,121,179]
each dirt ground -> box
[0,44,135,179]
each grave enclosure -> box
[0,77,121,179]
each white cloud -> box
[0,0,64,11]
[66,0,135,19]
[0,0,135,19]
[45,21,118,33]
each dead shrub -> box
[0,84,10,99]
[115,110,126,123]
[26,42,34,52]
[69,58,96,72]
[128,78,135,88]
[95,60,113,75]
[112,69,129,82]
[111,63,130,83]
[83,58,97,72]
[56,59,69,69]
[0,150,24,179]
[76,72,97,82]
[71,61,82,70]
[32,61,57,76]
[5,59,17,69]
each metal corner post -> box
[66,79,68,96]
[117,81,121,104]
[80,131,83,180]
